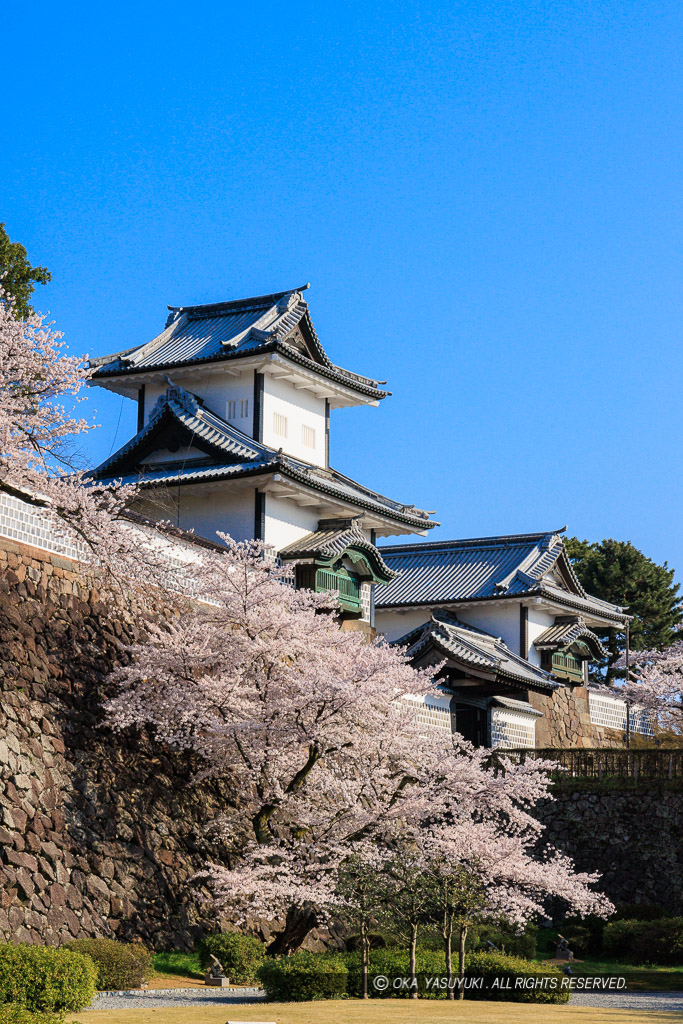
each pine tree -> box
[566,537,682,681]
[0,223,51,317]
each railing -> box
[315,567,362,613]
[551,650,584,682]
[505,747,683,780]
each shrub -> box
[0,1008,69,1024]
[0,943,96,1012]
[465,950,569,1004]
[65,939,152,991]
[258,952,347,1001]
[473,923,538,960]
[602,918,683,965]
[198,933,266,985]
[343,947,446,998]
[560,914,608,957]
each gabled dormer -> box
[90,386,273,482]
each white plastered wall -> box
[452,603,520,653]
[375,606,434,643]
[143,369,254,434]
[377,601,522,652]
[263,493,320,552]
[262,374,327,467]
[526,605,557,666]
[135,487,255,545]
[144,445,207,464]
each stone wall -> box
[0,535,236,949]
[536,783,683,912]
[529,685,625,748]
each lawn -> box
[72,1001,681,1024]
[151,951,204,981]
[556,960,683,991]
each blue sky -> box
[3,0,682,580]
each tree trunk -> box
[361,919,369,999]
[443,911,454,1000]
[409,922,419,999]
[457,922,468,1001]
[266,904,319,955]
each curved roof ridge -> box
[167,284,310,317]
[379,527,567,554]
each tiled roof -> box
[93,386,270,478]
[376,530,627,623]
[279,520,398,583]
[91,386,436,532]
[533,618,609,660]
[491,695,543,717]
[395,610,557,692]
[89,286,389,401]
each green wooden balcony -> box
[551,650,584,683]
[315,567,363,614]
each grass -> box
[71,1000,682,1024]
[551,960,683,992]
[151,951,203,981]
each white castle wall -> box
[262,375,327,468]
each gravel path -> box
[570,990,683,1012]
[88,987,266,1010]
[85,986,683,1012]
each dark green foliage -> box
[464,951,569,1004]
[566,537,681,680]
[259,947,567,1002]
[64,939,152,991]
[258,952,348,1001]
[602,917,683,965]
[556,913,609,958]
[198,933,265,985]
[472,922,537,960]
[344,947,446,998]
[0,1007,69,1024]
[0,224,51,318]
[0,944,96,1012]
[614,902,673,922]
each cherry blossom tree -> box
[0,289,90,500]
[418,823,611,998]
[0,290,180,591]
[333,852,390,999]
[106,536,614,954]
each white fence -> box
[491,708,537,749]
[402,690,454,735]
[589,691,654,737]
[0,492,86,561]
[0,491,204,584]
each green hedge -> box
[464,951,568,1004]
[65,939,152,991]
[259,947,567,1003]
[198,933,266,985]
[602,918,683,965]
[0,1007,70,1024]
[258,952,348,1001]
[0,944,96,1012]
[344,948,446,998]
